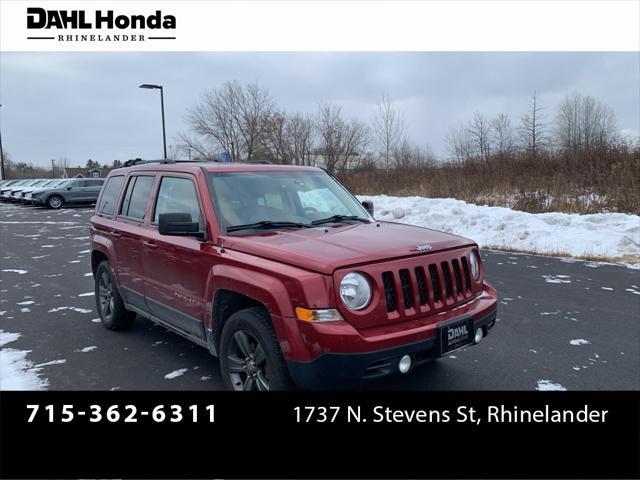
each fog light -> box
[398,355,412,374]
[474,328,484,344]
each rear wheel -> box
[47,195,63,209]
[220,307,294,391]
[95,261,135,330]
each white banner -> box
[1,0,638,52]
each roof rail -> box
[243,160,272,165]
[123,158,175,167]
[122,158,210,167]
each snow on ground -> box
[0,330,48,390]
[47,306,92,314]
[165,368,188,379]
[2,269,28,275]
[361,195,640,265]
[536,379,567,391]
[77,346,97,353]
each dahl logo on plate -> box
[26,7,177,43]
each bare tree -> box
[371,93,405,171]
[315,102,370,174]
[263,111,315,165]
[392,137,435,169]
[181,80,274,161]
[58,156,71,171]
[490,113,514,155]
[445,122,474,163]
[466,111,492,161]
[519,91,548,155]
[553,92,617,154]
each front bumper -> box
[287,308,496,389]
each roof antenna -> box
[219,238,226,253]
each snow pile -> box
[0,330,48,390]
[361,195,640,264]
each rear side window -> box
[120,176,154,220]
[98,176,124,215]
[153,177,202,228]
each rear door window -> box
[98,176,124,215]
[120,176,154,221]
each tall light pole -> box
[0,104,5,180]
[139,84,167,159]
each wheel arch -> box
[211,289,267,354]
[91,249,109,277]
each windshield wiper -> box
[310,215,370,226]
[226,220,312,233]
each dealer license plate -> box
[439,317,473,355]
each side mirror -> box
[361,199,374,216]
[66,186,72,190]
[159,212,205,240]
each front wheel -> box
[219,308,294,391]
[47,195,64,209]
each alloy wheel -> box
[98,270,114,322]
[226,330,270,391]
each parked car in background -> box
[12,179,52,202]
[22,179,67,203]
[0,179,27,200]
[31,178,105,209]
[2,179,44,202]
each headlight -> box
[339,272,372,310]
[469,250,481,280]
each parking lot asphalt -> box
[1,202,639,391]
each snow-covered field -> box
[361,195,640,267]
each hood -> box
[30,187,55,194]
[9,185,34,192]
[222,221,475,274]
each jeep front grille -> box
[382,272,396,312]
[429,264,441,303]
[382,255,475,316]
[414,267,428,306]
[399,269,413,309]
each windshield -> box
[207,170,370,233]
[19,180,38,187]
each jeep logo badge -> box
[416,243,432,252]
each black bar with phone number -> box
[25,403,215,424]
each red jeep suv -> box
[90,160,497,390]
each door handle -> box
[143,240,159,250]
[110,231,121,238]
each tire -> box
[219,307,294,391]
[47,194,64,209]
[94,260,135,330]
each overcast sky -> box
[1,52,638,168]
